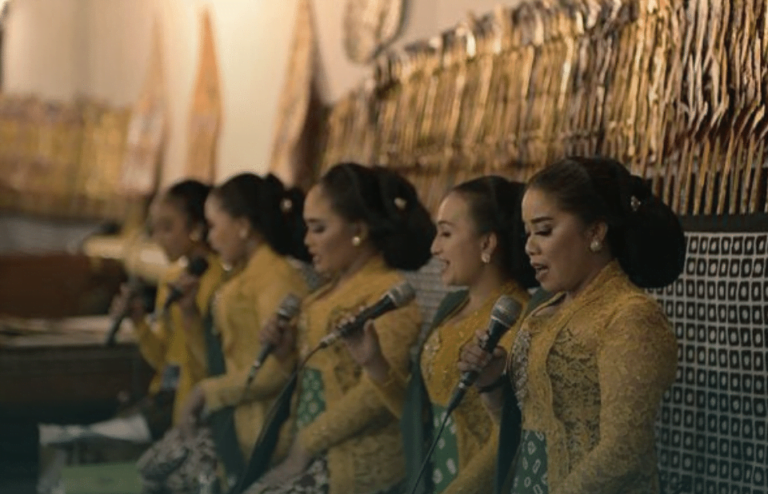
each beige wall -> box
[3,0,520,184]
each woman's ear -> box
[235,217,252,239]
[352,221,370,243]
[480,231,499,260]
[592,221,608,244]
[189,224,204,242]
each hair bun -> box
[622,180,686,288]
[320,163,435,271]
[213,173,309,262]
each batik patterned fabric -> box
[296,368,326,429]
[510,430,548,494]
[430,404,459,493]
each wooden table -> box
[0,316,153,492]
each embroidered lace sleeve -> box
[202,272,304,412]
[555,299,677,494]
[133,318,167,370]
[367,366,410,418]
[443,426,499,494]
[298,305,420,455]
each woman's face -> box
[303,184,364,278]
[149,197,196,263]
[522,187,603,295]
[205,195,249,266]
[431,192,489,286]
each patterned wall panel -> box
[651,218,768,494]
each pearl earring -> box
[481,253,491,264]
[352,236,362,247]
[590,239,602,253]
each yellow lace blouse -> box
[373,283,530,494]
[509,261,677,494]
[198,245,309,458]
[282,255,423,494]
[133,252,225,425]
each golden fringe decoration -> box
[318,0,768,216]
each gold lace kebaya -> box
[281,255,423,494]
[133,252,225,426]
[508,261,677,494]
[198,245,309,458]
[374,282,530,494]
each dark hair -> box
[319,163,435,271]
[527,156,686,288]
[451,176,537,289]
[164,179,212,239]
[210,173,310,261]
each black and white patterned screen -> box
[651,219,768,494]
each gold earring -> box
[189,230,202,242]
[481,253,491,264]
[590,239,602,253]
[352,236,362,247]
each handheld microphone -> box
[105,276,143,346]
[318,282,416,348]
[245,293,303,386]
[160,256,210,316]
[446,295,522,412]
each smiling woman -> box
[342,175,535,494]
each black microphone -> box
[159,256,210,317]
[446,295,522,412]
[318,282,416,348]
[105,276,143,346]
[245,293,303,386]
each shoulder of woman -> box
[603,291,673,342]
[358,263,406,295]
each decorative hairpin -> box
[630,195,641,212]
[280,198,293,213]
[394,197,407,210]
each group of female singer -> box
[125,155,686,494]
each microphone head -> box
[187,256,210,276]
[276,293,302,320]
[491,295,523,327]
[387,282,416,308]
